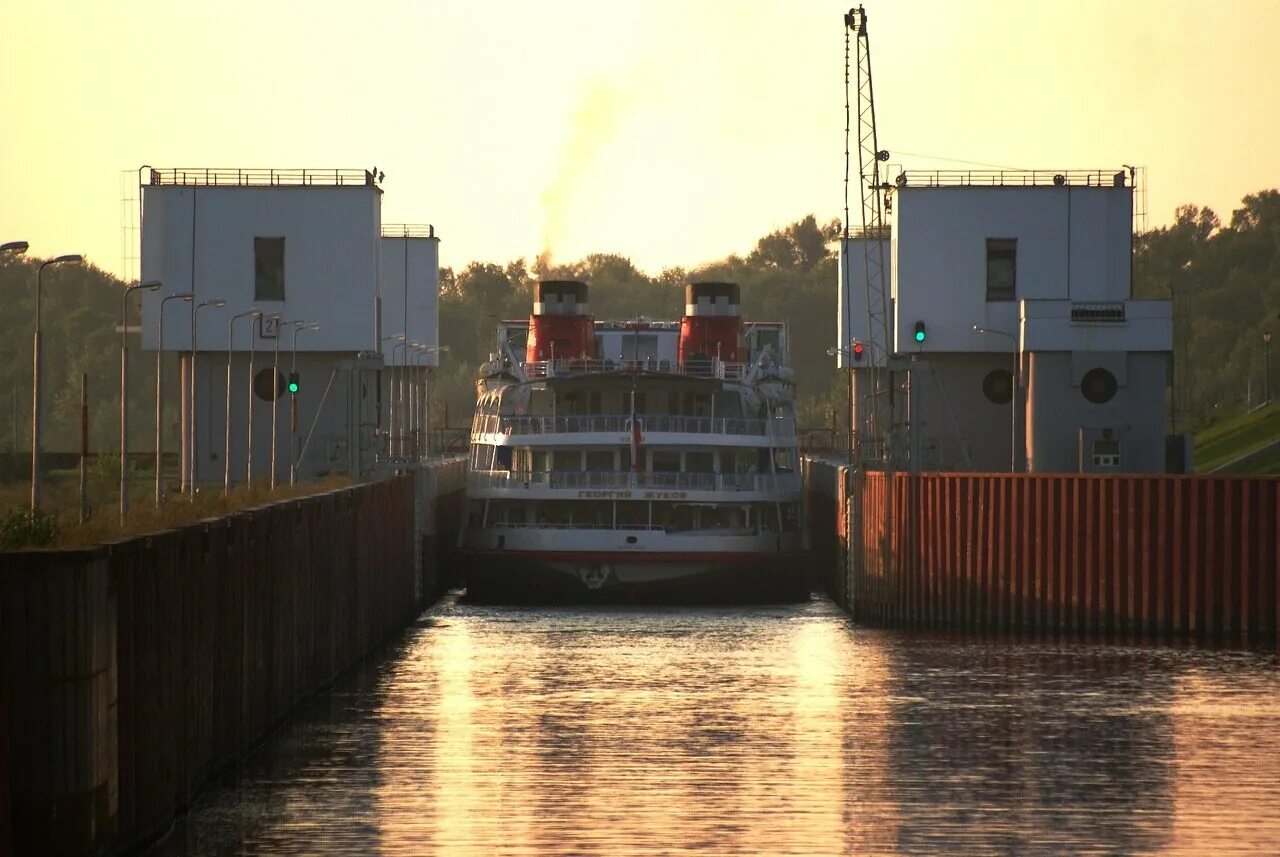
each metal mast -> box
[845,6,892,463]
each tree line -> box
[1,192,1275,459]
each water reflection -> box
[153,596,1280,856]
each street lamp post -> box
[120,280,161,522]
[225,310,261,495]
[156,292,194,505]
[973,325,1020,473]
[247,314,279,487]
[406,343,429,459]
[827,342,860,466]
[289,322,319,485]
[188,298,226,497]
[392,340,407,458]
[381,334,406,459]
[31,254,85,509]
[416,346,448,457]
[270,319,301,490]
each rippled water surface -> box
[152,594,1280,856]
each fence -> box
[1,462,465,856]
[806,459,1280,647]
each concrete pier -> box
[0,460,464,856]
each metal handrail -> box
[381,224,436,238]
[897,169,1130,188]
[523,358,749,380]
[468,469,802,493]
[145,168,375,187]
[474,413,795,438]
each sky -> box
[2,0,1278,280]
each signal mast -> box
[844,5,894,468]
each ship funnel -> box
[527,280,595,363]
[679,281,742,365]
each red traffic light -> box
[852,341,865,360]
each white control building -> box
[139,167,440,488]
[838,169,1172,473]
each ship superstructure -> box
[462,280,805,601]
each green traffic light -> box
[913,321,927,343]
[288,381,299,394]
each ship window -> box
[254,237,285,301]
[752,329,781,362]
[652,451,681,473]
[531,450,549,472]
[704,506,746,529]
[986,238,1016,302]
[774,448,794,473]
[552,450,581,471]
[536,503,572,526]
[494,446,513,471]
[685,451,714,473]
[585,450,614,472]
[617,502,648,528]
[620,448,632,472]
[712,392,743,419]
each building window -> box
[1081,368,1118,404]
[254,237,285,301]
[986,238,1016,302]
[982,369,1013,404]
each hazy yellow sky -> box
[3,0,1278,279]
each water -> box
[152,594,1280,856]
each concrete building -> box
[840,169,1172,474]
[139,167,440,489]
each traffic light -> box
[287,372,299,395]
[913,321,927,344]
[851,340,865,361]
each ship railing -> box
[468,469,802,493]
[479,413,795,439]
[522,358,750,380]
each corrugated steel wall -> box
[1,465,466,857]
[808,461,1279,647]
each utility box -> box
[1078,426,1127,473]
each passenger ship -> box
[461,280,806,601]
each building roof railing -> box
[381,224,436,238]
[143,168,378,188]
[895,169,1132,189]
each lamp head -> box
[1,241,29,255]
[53,254,84,265]
[139,279,162,291]
[206,299,227,308]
